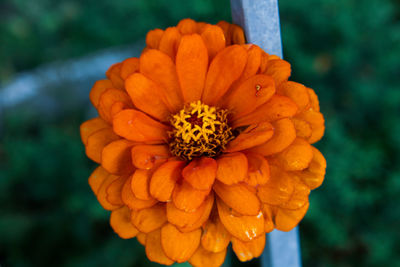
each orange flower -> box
[81,18,326,266]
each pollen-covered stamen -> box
[168,101,234,161]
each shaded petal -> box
[200,25,226,60]
[97,174,123,211]
[296,110,325,144]
[146,28,164,49]
[106,175,128,205]
[110,206,139,239]
[177,18,197,34]
[182,157,217,190]
[278,81,310,112]
[137,232,147,245]
[223,74,275,119]
[131,169,152,200]
[249,118,296,156]
[216,152,248,185]
[226,122,274,152]
[140,49,183,112]
[161,223,201,263]
[257,165,294,206]
[88,166,109,195]
[239,45,263,82]
[106,63,124,90]
[217,198,264,242]
[245,152,270,186]
[189,245,226,267]
[274,138,313,171]
[131,203,167,233]
[101,139,136,175]
[131,144,170,170]
[145,229,174,265]
[172,180,210,212]
[274,202,309,232]
[295,147,326,190]
[80,117,109,146]
[167,192,214,230]
[120,57,140,80]
[202,45,247,105]
[279,176,310,210]
[232,234,265,262]
[216,21,231,45]
[201,217,231,253]
[98,88,133,123]
[263,59,291,86]
[178,193,214,233]
[214,181,260,216]
[122,176,157,210]
[89,79,114,108]
[232,95,298,128]
[125,73,171,121]
[229,24,246,45]
[176,34,208,103]
[86,128,120,163]
[307,88,320,111]
[158,27,182,61]
[150,161,185,202]
[261,204,275,233]
[292,118,312,139]
[113,109,169,142]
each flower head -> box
[80,18,326,266]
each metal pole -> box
[230,1,302,267]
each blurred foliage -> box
[1,0,400,266]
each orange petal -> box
[229,24,246,45]
[176,34,208,103]
[146,28,164,49]
[140,49,183,112]
[158,26,182,61]
[213,181,260,216]
[120,57,140,80]
[189,245,227,267]
[307,88,320,111]
[232,95,298,128]
[150,161,185,202]
[278,81,310,112]
[200,25,226,60]
[263,59,291,86]
[97,174,123,210]
[245,153,270,186]
[88,166,109,195]
[295,146,326,190]
[224,75,275,119]
[226,122,274,152]
[89,79,114,108]
[274,202,309,231]
[261,204,275,233]
[239,45,263,82]
[98,88,133,123]
[217,198,264,242]
[216,21,231,45]
[279,175,310,210]
[121,176,157,210]
[131,144,170,170]
[101,139,135,175]
[131,203,167,233]
[80,117,109,145]
[182,157,217,190]
[249,118,296,156]
[85,128,120,163]
[106,175,128,205]
[274,138,313,171]
[137,232,146,245]
[201,217,230,253]
[125,73,171,121]
[113,109,169,142]
[161,223,201,263]
[177,18,197,34]
[131,169,152,200]
[110,206,139,239]
[202,45,248,105]
[216,152,248,185]
[172,180,210,212]
[292,118,312,139]
[296,110,325,144]
[145,229,174,265]
[106,63,124,90]
[232,234,265,262]
[257,165,295,206]
[167,192,214,230]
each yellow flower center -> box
[168,101,234,161]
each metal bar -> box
[230,1,302,267]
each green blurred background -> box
[1,0,399,266]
